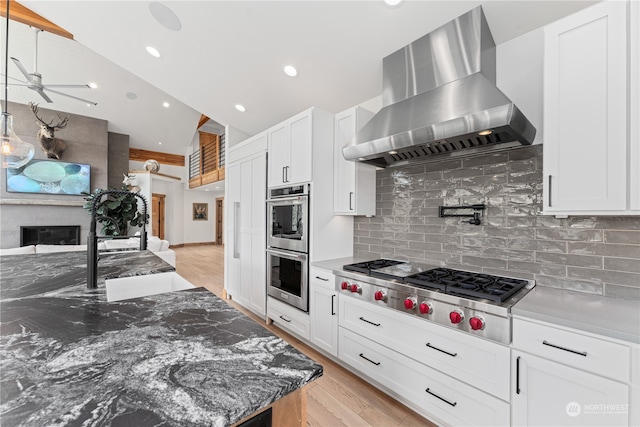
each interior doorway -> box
[215,197,224,245]
[152,193,166,239]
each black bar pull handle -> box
[279,315,291,323]
[359,353,380,366]
[315,276,329,281]
[425,388,457,407]
[426,342,458,357]
[331,294,336,315]
[542,340,587,357]
[349,192,354,210]
[359,316,381,327]
[516,356,521,395]
[548,175,552,207]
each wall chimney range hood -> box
[344,7,536,168]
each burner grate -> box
[343,259,406,275]
[403,268,528,302]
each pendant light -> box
[1,0,35,169]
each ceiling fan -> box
[7,28,97,106]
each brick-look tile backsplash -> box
[353,145,640,301]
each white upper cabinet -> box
[543,0,639,215]
[333,107,376,216]
[267,109,313,187]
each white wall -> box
[183,189,223,244]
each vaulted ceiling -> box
[3,1,598,156]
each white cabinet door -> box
[267,109,314,188]
[248,154,267,316]
[225,161,241,298]
[225,134,267,317]
[288,110,313,185]
[334,107,376,215]
[512,350,629,426]
[543,0,628,214]
[309,268,337,357]
[267,123,289,188]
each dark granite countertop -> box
[0,251,322,426]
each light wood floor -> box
[174,245,437,427]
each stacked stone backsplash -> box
[353,145,640,301]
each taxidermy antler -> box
[29,102,69,160]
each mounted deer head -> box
[29,102,69,160]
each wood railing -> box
[189,132,225,188]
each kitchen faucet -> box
[87,190,148,289]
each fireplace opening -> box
[21,226,81,246]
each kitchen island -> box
[0,250,322,426]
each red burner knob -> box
[419,302,432,315]
[350,284,361,294]
[374,290,386,301]
[449,310,464,324]
[470,317,485,331]
[404,297,416,310]
[341,281,349,291]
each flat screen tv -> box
[6,159,91,195]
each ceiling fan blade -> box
[44,84,91,89]
[46,88,98,106]
[10,58,33,82]
[0,74,28,84]
[36,89,54,103]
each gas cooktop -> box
[340,259,535,344]
[343,259,530,304]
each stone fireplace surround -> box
[0,101,129,249]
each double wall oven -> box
[266,185,309,312]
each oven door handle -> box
[266,196,307,203]
[266,248,307,261]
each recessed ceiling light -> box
[235,104,246,112]
[158,142,162,145]
[205,189,210,191]
[126,92,138,100]
[162,102,170,108]
[149,2,182,31]
[86,103,92,107]
[88,82,98,89]
[384,0,404,6]
[146,46,161,58]
[283,65,298,77]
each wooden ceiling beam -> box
[130,148,185,167]
[197,114,210,129]
[0,0,74,40]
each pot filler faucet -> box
[87,190,148,290]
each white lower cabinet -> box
[309,267,338,357]
[512,317,633,426]
[512,350,629,426]
[339,327,510,426]
[339,295,510,401]
[267,296,310,341]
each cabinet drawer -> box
[513,318,630,382]
[310,267,334,291]
[267,297,310,341]
[340,296,510,400]
[339,327,510,427]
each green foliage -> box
[82,186,149,236]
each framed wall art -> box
[193,203,208,220]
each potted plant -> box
[82,185,148,236]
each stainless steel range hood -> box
[343,6,536,168]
